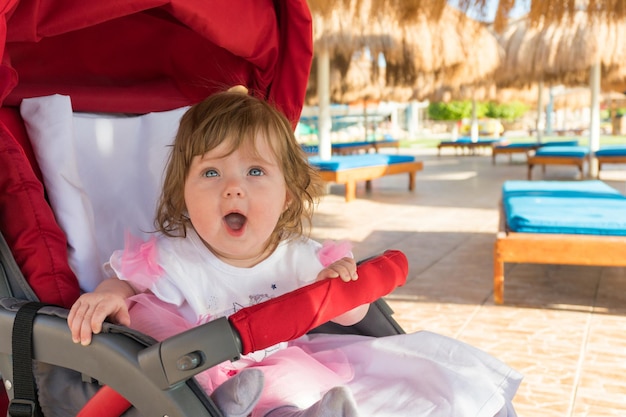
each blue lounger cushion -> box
[539,140,579,147]
[331,139,397,149]
[502,180,626,236]
[502,180,626,199]
[595,144,626,156]
[332,141,371,149]
[309,154,416,171]
[303,139,399,154]
[494,142,538,149]
[301,144,318,154]
[494,140,578,150]
[457,137,502,144]
[440,137,502,145]
[534,145,589,158]
[374,138,399,145]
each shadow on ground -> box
[330,229,626,316]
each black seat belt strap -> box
[9,302,48,417]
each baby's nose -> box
[223,182,245,198]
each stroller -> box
[0,1,408,416]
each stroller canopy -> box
[0,0,313,307]
[0,0,313,123]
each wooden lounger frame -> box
[317,160,424,202]
[437,141,497,156]
[332,140,400,156]
[527,155,588,180]
[492,144,539,165]
[493,202,626,304]
[597,155,626,178]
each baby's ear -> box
[283,194,291,212]
[228,85,248,94]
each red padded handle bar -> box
[229,249,408,355]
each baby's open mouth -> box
[224,212,247,231]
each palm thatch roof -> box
[308,0,444,57]
[309,1,626,35]
[453,0,626,32]
[385,6,501,91]
[496,12,626,90]
[306,1,502,104]
[551,88,626,110]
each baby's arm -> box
[316,257,370,326]
[67,278,137,346]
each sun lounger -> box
[595,145,626,178]
[541,140,580,147]
[492,142,540,164]
[494,180,626,304]
[331,138,400,155]
[373,136,402,152]
[527,145,590,179]
[301,138,401,156]
[308,154,423,202]
[492,139,579,165]
[437,137,503,156]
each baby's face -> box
[184,135,288,267]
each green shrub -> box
[428,100,528,121]
[485,101,528,121]
[600,108,626,119]
[428,101,486,120]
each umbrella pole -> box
[535,81,544,143]
[470,95,478,142]
[589,61,601,177]
[546,86,554,135]
[317,47,332,160]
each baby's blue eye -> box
[248,167,264,176]
[203,169,219,177]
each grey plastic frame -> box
[0,298,237,417]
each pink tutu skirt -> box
[127,293,354,416]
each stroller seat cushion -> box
[0,108,80,307]
[21,94,188,291]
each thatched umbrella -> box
[496,13,626,89]
[305,48,389,105]
[310,1,626,37]
[495,11,626,174]
[383,5,502,101]
[387,5,503,141]
[307,1,503,153]
[307,0,455,157]
[309,3,502,103]
[450,0,626,33]
[308,0,426,57]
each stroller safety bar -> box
[0,299,219,417]
[139,317,242,390]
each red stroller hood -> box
[0,0,313,308]
[0,0,312,123]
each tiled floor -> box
[310,146,626,417]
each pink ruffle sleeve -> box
[316,240,353,267]
[113,232,164,292]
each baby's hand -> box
[67,291,131,346]
[316,257,358,282]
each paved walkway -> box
[310,146,626,417]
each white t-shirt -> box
[110,229,326,325]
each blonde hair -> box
[155,90,324,248]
